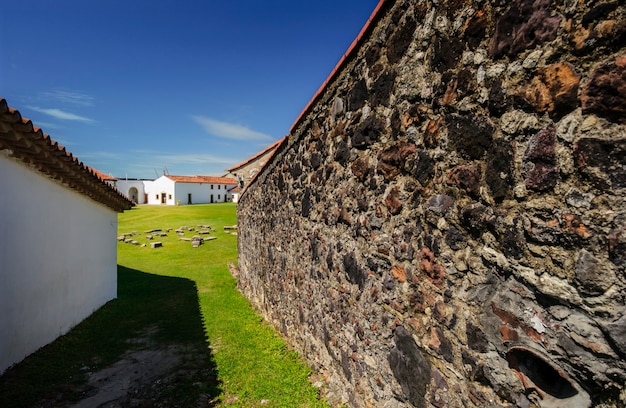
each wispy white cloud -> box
[31,121,62,130]
[155,152,239,165]
[41,90,95,107]
[191,115,273,142]
[76,151,122,160]
[27,106,95,123]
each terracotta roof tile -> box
[226,138,284,172]
[89,167,118,181]
[166,175,238,185]
[0,98,134,212]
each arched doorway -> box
[128,187,138,203]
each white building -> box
[113,178,152,204]
[228,186,240,203]
[0,98,134,375]
[117,175,238,205]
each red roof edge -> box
[0,98,134,212]
[240,2,387,201]
[226,138,284,172]
[289,0,388,134]
[239,135,288,198]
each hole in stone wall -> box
[506,347,578,399]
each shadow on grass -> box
[0,265,221,408]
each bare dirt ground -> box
[35,330,219,408]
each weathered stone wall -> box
[227,140,282,189]
[237,0,626,406]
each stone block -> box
[446,114,494,160]
[388,326,431,408]
[489,0,561,58]
[517,63,580,119]
[582,56,626,124]
[524,125,558,192]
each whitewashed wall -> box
[174,182,230,204]
[141,176,234,205]
[145,176,175,205]
[114,179,150,204]
[0,156,118,374]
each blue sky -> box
[0,0,379,179]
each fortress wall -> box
[238,0,626,406]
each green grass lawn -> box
[118,203,327,407]
[0,203,327,407]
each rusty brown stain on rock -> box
[377,141,417,181]
[391,264,407,282]
[517,62,580,119]
[418,247,446,289]
[491,303,543,341]
[499,325,520,342]
[562,213,592,239]
[421,117,440,148]
[446,164,481,197]
[385,186,403,215]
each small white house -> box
[0,98,134,375]
[144,175,238,205]
[114,178,153,204]
[228,185,240,203]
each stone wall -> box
[237,0,626,406]
[227,139,282,189]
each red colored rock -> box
[446,165,481,196]
[385,186,403,215]
[419,247,447,288]
[351,156,373,182]
[500,325,520,342]
[582,56,626,124]
[524,125,558,191]
[562,213,592,239]
[377,142,417,181]
[391,300,405,313]
[424,117,443,148]
[408,318,421,333]
[391,264,407,282]
[518,62,580,119]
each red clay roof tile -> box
[226,138,284,172]
[0,98,134,212]
[166,175,238,185]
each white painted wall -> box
[174,182,231,204]
[145,176,175,205]
[114,179,150,204]
[140,176,235,205]
[0,156,118,374]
